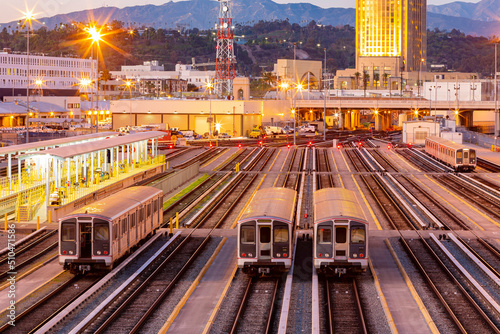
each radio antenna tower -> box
[214,0,235,97]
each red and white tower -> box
[214,0,235,97]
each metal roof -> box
[239,187,297,223]
[62,186,163,220]
[425,136,472,151]
[0,131,116,156]
[313,188,367,223]
[19,131,166,160]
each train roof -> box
[425,136,474,151]
[62,186,163,220]
[313,188,367,223]
[239,187,297,223]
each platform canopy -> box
[18,131,166,160]
[0,131,117,157]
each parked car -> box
[218,133,231,139]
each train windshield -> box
[457,150,463,159]
[61,219,76,241]
[241,226,256,244]
[336,227,347,243]
[351,228,365,244]
[94,222,109,241]
[470,150,476,158]
[274,226,288,243]
[318,227,332,244]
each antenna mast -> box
[214,0,235,98]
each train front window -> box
[351,228,365,244]
[457,150,462,158]
[61,220,76,241]
[470,150,476,158]
[94,223,109,241]
[241,226,255,244]
[318,227,332,244]
[274,226,288,243]
[336,227,347,243]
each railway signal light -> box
[337,144,341,149]
[238,143,242,148]
[287,144,291,149]
[259,141,263,147]
[387,145,391,150]
[209,142,213,148]
[169,144,173,149]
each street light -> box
[206,81,214,137]
[23,9,34,143]
[418,58,424,97]
[85,24,102,133]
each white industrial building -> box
[0,49,96,99]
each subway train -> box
[237,187,297,275]
[313,188,369,275]
[424,136,476,172]
[59,186,163,274]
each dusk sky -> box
[3,0,482,24]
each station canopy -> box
[18,131,166,160]
[0,131,116,157]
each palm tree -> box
[382,73,389,89]
[363,71,370,97]
[354,72,361,89]
[373,73,380,90]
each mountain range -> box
[1,0,499,37]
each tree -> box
[363,71,370,97]
[382,73,389,89]
[373,73,380,89]
[354,72,361,89]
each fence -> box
[457,127,499,150]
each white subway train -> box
[237,187,297,275]
[313,188,369,275]
[59,186,163,273]
[424,136,476,172]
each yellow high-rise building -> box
[355,0,426,88]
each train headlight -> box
[248,253,253,257]
[276,253,281,257]
[353,253,357,258]
[325,253,330,258]
[69,251,73,255]
[97,251,101,255]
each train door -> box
[258,220,272,260]
[334,221,349,261]
[463,149,470,165]
[79,222,92,258]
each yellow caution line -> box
[369,257,398,334]
[424,175,499,228]
[384,239,439,334]
[231,175,267,229]
[351,175,383,230]
[158,237,228,334]
[202,264,238,334]
[268,149,281,172]
[0,268,66,314]
[340,149,352,172]
[330,149,344,189]
[415,175,485,231]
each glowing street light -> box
[23,9,35,143]
[85,24,103,133]
[206,81,214,137]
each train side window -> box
[94,223,109,241]
[351,228,365,244]
[241,226,255,244]
[274,226,288,243]
[318,227,332,244]
[147,203,151,217]
[113,223,118,240]
[139,208,143,222]
[122,218,128,233]
[336,227,347,243]
[131,213,136,228]
[153,199,157,213]
[61,220,76,241]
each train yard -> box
[1,134,500,333]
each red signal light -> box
[358,142,362,146]
[337,144,341,149]
[238,143,242,148]
[169,145,173,149]
[287,144,291,149]
[387,145,391,149]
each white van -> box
[264,126,284,135]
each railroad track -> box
[191,148,276,229]
[477,157,500,173]
[345,148,415,230]
[325,277,367,334]
[400,235,500,333]
[0,274,102,333]
[230,277,280,334]
[275,147,305,190]
[0,229,58,280]
[316,148,335,189]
